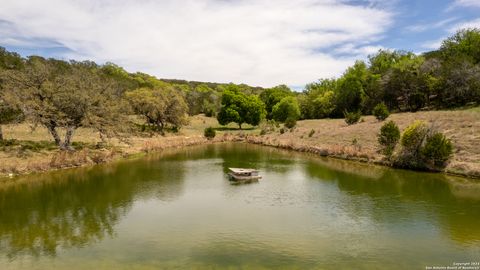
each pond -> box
[0,143,479,269]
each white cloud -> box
[421,39,444,50]
[405,17,458,33]
[0,0,393,87]
[449,18,480,32]
[333,43,386,56]
[454,0,480,8]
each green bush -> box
[401,120,428,153]
[204,127,216,139]
[0,139,17,147]
[378,121,400,157]
[284,117,297,129]
[372,102,390,121]
[259,119,277,135]
[308,129,315,137]
[395,121,453,171]
[344,111,361,125]
[421,133,453,168]
[20,140,57,151]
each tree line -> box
[0,51,263,149]
[298,28,480,119]
[0,28,479,150]
[215,28,480,129]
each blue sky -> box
[0,0,479,88]
[380,0,479,52]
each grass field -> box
[1,108,479,178]
[254,108,480,178]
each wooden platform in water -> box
[228,168,261,183]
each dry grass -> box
[0,109,479,178]
[0,114,251,176]
[255,109,480,178]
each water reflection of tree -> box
[150,143,298,174]
[0,155,186,258]
[217,143,297,174]
[304,158,480,245]
[189,239,315,269]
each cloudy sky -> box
[0,0,479,88]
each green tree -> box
[333,61,368,117]
[259,85,293,119]
[271,96,300,122]
[0,47,24,141]
[126,86,188,133]
[312,90,335,118]
[440,28,480,65]
[302,79,337,118]
[0,101,22,141]
[100,62,139,92]
[3,57,125,149]
[438,29,480,107]
[368,50,404,75]
[382,54,430,111]
[185,84,219,116]
[0,47,23,70]
[435,57,480,107]
[217,85,266,129]
[364,50,406,112]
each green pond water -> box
[0,143,479,269]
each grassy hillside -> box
[255,108,480,178]
[0,108,479,178]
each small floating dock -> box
[228,168,261,183]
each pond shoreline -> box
[1,133,479,181]
[242,135,480,180]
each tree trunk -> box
[156,121,165,135]
[46,124,61,146]
[61,126,75,151]
[0,125,3,141]
[238,123,242,130]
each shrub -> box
[401,120,428,153]
[259,119,277,135]
[421,133,453,169]
[204,108,216,117]
[308,129,315,137]
[284,117,297,129]
[378,121,400,157]
[204,127,216,139]
[344,111,361,125]
[0,139,17,147]
[279,127,285,134]
[395,121,453,171]
[372,102,390,121]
